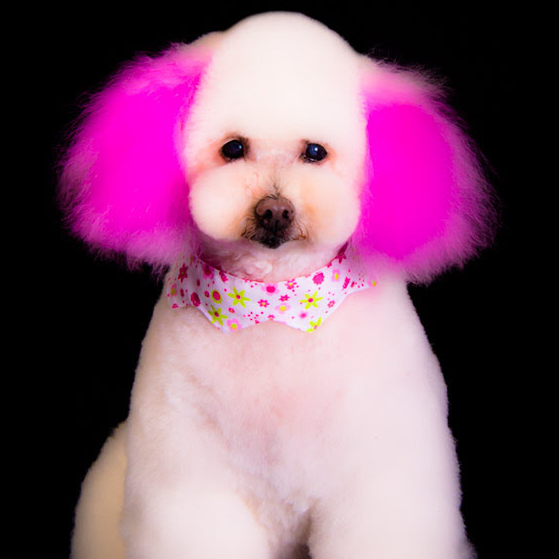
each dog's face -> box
[59,12,494,282]
[183,15,365,260]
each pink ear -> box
[59,44,210,265]
[353,65,495,281]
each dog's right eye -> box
[221,139,246,161]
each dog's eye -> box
[221,139,246,161]
[302,143,328,163]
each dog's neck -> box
[198,237,343,283]
[167,240,375,333]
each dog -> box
[60,12,495,559]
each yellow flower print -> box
[307,317,322,332]
[209,305,228,326]
[300,291,323,310]
[228,286,250,307]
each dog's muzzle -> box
[252,195,295,249]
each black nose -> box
[253,196,295,248]
[255,196,295,231]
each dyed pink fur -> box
[354,67,494,281]
[63,15,495,559]
[59,39,493,280]
[60,45,210,265]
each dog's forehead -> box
[186,13,365,148]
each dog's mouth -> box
[242,195,303,249]
[251,230,290,249]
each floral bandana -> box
[166,249,376,333]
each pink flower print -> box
[331,269,341,282]
[203,264,213,278]
[336,252,347,264]
[268,314,275,320]
[178,264,188,281]
[262,284,278,295]
[343,277,350,289]
[258,299,269,308]
[226,318,241,331]
[275,303,290,314]
[204,291,210,298]
[190,292,201,307]
[219,269,229,282]
[312,272,324,285]
[279,294,290,302]
[286,279,298,291]
[328,300,336,308]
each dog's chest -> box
[136,279,436,473]
[144,289,378,431]
[174,313,352,448]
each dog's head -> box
[59,12,495,282]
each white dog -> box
[60,12,495,559]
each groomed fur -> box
[58,12,495,281]
[61,12,495,559]
[353,60,496,281]
[58,41,212,266]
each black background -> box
[5,2,533,558]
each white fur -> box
[71,12,475,559]
[185,13,365,265]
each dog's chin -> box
[197,233,343,283]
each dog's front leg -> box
[307,416,473,559]
[120,410,272,559]
[119,306,271,559]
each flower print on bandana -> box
[312,272,324,285]
[178,264,188,281]
[275,302,291,314]
[210,305,228,326]
[300,291,323,310]
[228,286,250,307]
[307,317,322,333]
[262,284,278,295]
[166,247,375,333]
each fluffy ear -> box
[353,60,496,282]
[58,42,212,266]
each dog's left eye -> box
[302,143,328,163]
[221,139,246,161]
